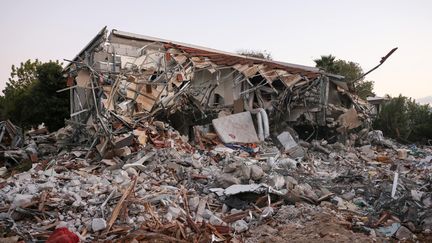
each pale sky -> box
[1,0,431,98]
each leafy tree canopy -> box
[314,55,375,99]
[373,95,432,143]
[4,59,41,94]
[0,60,69,131]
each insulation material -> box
[191,57,216,73]
[125,82,141,100]
[135,85,166,112]
[259,66,279,82]
[279,74,303,87]
[233,64,259,78]
[75,70,91,88]
[172,54,188,66]
[337,108,362,131]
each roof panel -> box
[111,29,321,79]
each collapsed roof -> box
[63,27,369,156]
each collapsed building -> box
[2,27,432,243]
[64,27,369,158]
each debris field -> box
[0,27,431,242]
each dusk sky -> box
[1,0,431,99]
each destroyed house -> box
[64,27,369,149]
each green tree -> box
[1,60,39,128]
[355,80,375,101]
[1,60,69,131]
[373,95,432,142]
[314,55,339,74]
[333,59,363,82]
[0,96,5,120]
[314,55,375,99]
[30,61,69,131]
[4,59,41,94]
[373,95,410,140]
[406,99,432,142]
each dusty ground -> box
[249,218,378,243]
[244,209,374,243]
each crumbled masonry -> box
[1,28,431,242]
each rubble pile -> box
[1,119,431,242]
[0,28,431,242]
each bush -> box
[373,95,432,143]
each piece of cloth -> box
[46,227,79,243]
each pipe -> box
[255,111,264,141]
[349,47,398,83]
[250,108,269,141]
[260,108,270,138]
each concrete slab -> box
[212,111,259,143]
